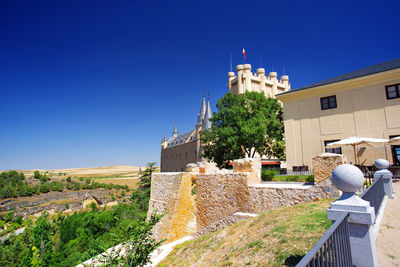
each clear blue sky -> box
[1,0,399,170]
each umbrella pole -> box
[353,144,357,165]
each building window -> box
[390,135,400,166]
[324,140,342,154]
[386,83,400,99]
[320,95,337,110]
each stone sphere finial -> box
[332,164,364,193]
[375,159,389,170]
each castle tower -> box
[227,64,290,98]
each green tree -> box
[201,91,285,168]
[138,162,156,190]
[34,171,40,179]
[31,246,41,267]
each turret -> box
[236,65,244,94]
[227,71,235,90]
[280,75,289,87]
[243,64,252,92]
[257,68,266,95]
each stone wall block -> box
[312,153,344,184]
[233,158,261,185]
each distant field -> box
[95,177,139,189]
[18,165,144,178]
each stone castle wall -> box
[148,158,340,242]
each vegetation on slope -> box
[0,163,160,267]
[0,170,131,200]
[160,199,333,267]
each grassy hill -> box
[159,199,333,267]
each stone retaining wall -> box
[148,158,340,242]
[148,172,196,242]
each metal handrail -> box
[360,174,384,217]
[296,212,352,267]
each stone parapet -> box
[312,153,344,183]
[233,157,261,185]
[196,172,250,229]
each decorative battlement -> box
[228,64,290,98]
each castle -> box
[228,64,290,97]
[160,94,212,172]
[160,64,291,172]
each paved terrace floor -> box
[376,182,400,266]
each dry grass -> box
[159,199,333,267]
[97,177,139,189]
[18,165,145,178]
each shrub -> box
[73,182,81,191]
[305,175,314,183]
[33,171,40,179]
[5,211,13,222]
[50,181,64,192]
[40,183,51,193]
[261,170,277,181]
[66,177,72,183]
[40,175,50,183]
[85,178,91,184]
[66,183,73,190]
[14,216,23,225]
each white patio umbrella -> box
[326,136,389,164]
[389,136,400,145]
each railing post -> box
[327,164,379,267]
[374,159,394,198]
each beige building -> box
[160,95,212,172]
[276,59,400,170]
[228,64,290,97]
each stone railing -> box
[297,159,394,267]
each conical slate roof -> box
[198,93,206,124]
[172,122,178,137]
[202,94,212,130]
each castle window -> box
[386,83,400,99]
[320,95,337,110]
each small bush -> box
[39,183,51,193]
[305,175,314,183]
[66,176,72,183]
[33,171,40,179]
[14,216,23,225]
[5,211,13,222]
[261,170,277,181]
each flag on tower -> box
[242,48,246,60]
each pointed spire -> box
[172,122,178,137]
[207,92,212,120]
[202,93,212,130]
[198,93,206,123]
